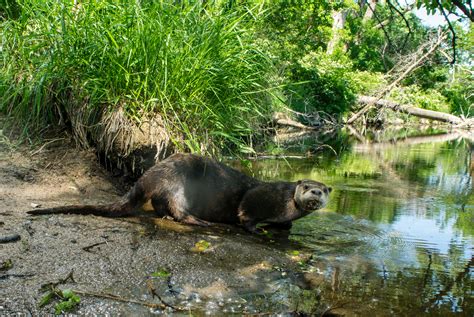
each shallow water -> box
[244,130,474,315]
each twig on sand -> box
[82,241,109,252]
[0,234,21,243]
[41,270,76,292]
[0,273,35,280]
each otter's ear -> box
[297,180,302,185]
[327,187,332,193]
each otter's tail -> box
[27,202,133,218]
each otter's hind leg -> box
[180,215,212,227]
[160,193,212,227]
[151,194,172,218]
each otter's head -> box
[294,179,332,211]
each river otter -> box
[27,153,331,233]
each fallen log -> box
[272,112,317,130]
[357,95,465,125]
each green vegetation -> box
[0,0,277,154]
[150,268,171,278]
[191,239,211,252]
[39,288,80,314]
[0,0,472,156]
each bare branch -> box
[451,0,474,22]
[387,0,412,51]
[435,0,457,64]
[368,2,394,50]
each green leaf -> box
[54,293,80,315]
[150,268,171,278]
[192,239,211,252]
[39,291,54,307]
[61,289,74,299]
[54,300,75,315]
[0,259,13,271]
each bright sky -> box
[414,7,446,27]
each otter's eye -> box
[303,185,309,191]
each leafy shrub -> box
[351,71,386,95]
[443,79,474,117]
[285,51,357,116]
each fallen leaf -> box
[191,239,211,252]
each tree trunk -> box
[357,95,464,125]
[362,0,377,22]
[327,10,348,54]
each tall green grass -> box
[0,0,278,154]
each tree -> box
[416,0,473,63]
[418,0,474,22]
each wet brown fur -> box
[27,153,331,232]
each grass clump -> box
[0,1,278,155]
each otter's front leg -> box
[238,206,260,233]
[241,220,260,234]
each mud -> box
[0,123,311,315]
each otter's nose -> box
[311,189,322,196]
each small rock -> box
[23,174,35,182]
[22,221,35,236]
[30,203,41,208]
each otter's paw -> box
[242,221,260,234]
[181,215,212,227]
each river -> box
[238,129,473,315]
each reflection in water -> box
[246,130,474,315]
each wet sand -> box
[0,125,310,315]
